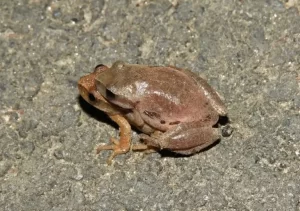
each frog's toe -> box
[95,137,130,165]
[96,144,115,154]
[109,137,119,145]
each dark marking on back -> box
[160,120,166,124]
[169,121,180,125]
[106,89,115,100]
[204,114,211,121]
[133,100,140,108]
[143,110,160,119]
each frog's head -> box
[78,64,120,114]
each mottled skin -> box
[78,61,227,164]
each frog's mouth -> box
[78,71,98,102]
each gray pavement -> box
[0,0,299,210]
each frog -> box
[78,61,228,164]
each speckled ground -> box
[0,0,299,210]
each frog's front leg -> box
[141,121,221,155]
[96,114,156,164]
[96,114,132,165]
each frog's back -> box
[107,64,218,128]
[108,64,198,102]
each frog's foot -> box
[96,137,130,165]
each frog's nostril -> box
[88,93,96,102]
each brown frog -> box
[78,61,227,164]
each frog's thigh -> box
[145,123,220,155]
[170,128,220,155]
[168,65,227,116]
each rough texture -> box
[0,0,299,210]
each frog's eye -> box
[95,64,105,68]
[112,61,125,71]
[94,64,108,73]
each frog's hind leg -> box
[130,143,158,154]
[141,122,221,155]
[168,65,227,116]
[170,133,219,155]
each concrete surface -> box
[0,0,299,210]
